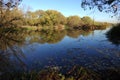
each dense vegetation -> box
[106,23,120,46]
[24,10,110,30]
[0,1,110,31]
[0,0,23,27]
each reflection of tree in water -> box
[0,28,25,50]
[0,51,12,73]
[37,30,66,44]
[0,28,27,75]
[0,27,120,80]
[0,29,67,75]
[106,24,120,46]
[0,28,95,46]
[18,30,67,44]
[28,29,93,44]
[81,30,94,36]
[67,29,93,38]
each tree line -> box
[0,0,110,30]
[1,8,110,29]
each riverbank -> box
[1,66,120,80]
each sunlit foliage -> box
[81,16,93,25]
[0,0,23,27]
[67,16,82,28]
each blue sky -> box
[20,0,117,23]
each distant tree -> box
[81,16,93,25]
[34,10,45,26]
[67,16,82,28]
[40,10,66,26]
[24,11,37,26]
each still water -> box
[0,27,120,78]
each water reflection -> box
[0,27,120,80]
[34,30,66,44]
[0,28,27,74]
[0,29,94,46]
[67,29,93,38]
[0,28,94,68]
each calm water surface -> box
[0,27,120,73]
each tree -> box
[39,10,66,26]
[9,8,24,27]
[67,16,82,28]
[0,0,22,27]
[24,10,67,27]
[106,24,120,46]
[24,11,37,26]
[34,10,45,26]
[81,16,93,25]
